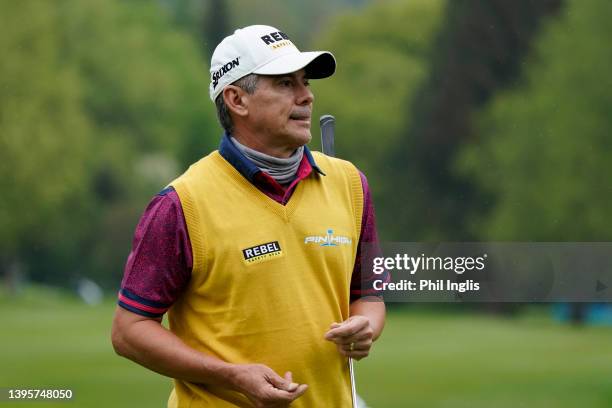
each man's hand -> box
[323,315,374,360]
[229,364,308,407]
[112,308,307,406]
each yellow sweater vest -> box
[167,150,363,407]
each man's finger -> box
[334,328,372,345]
[265,383,309,403]
[341,339,372,351]
[337,343,370,357]
[293,384,308,399]
[267,371,299,392]
[347,351,369,360]
[324,319,368,340]
[324,324,356,339]
[283,371,296,391]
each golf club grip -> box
[320,114,336,157]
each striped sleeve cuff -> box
[117,288,171,318]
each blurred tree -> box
[383,0,562,240]
[163,0,372,48]
[0,1,93,290]
[160,0,231,58]
[203,0,230,57]
[312,0,447,227]
[161,0,203,29]
[0,0,217,290]
[459,0,612,241]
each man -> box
[112,25,387,407]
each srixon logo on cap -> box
[212,56,240,89]
[260,31,290,45]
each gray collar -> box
[230,137,304,185]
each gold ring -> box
[349,342,355,351]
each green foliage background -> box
[312,0,446,199]
[458,0,612,241]
[1,0,216,289]
[5,0,607,289]
[2,0,612,405]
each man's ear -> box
[223,85,249,118]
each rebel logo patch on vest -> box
[242,241,283,265]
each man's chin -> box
[288,131,312,147]
[297,133,312,147]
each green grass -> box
[356,307,612,407]
[0,287,171,407]
[1,287,612,407]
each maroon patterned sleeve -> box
[118,188,193,317]
[350,171,389,301]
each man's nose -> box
[296,83,314,105]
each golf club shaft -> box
[320,115,358,408]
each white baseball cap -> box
[209,25,336,101]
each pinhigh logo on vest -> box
[212,56,240,89]
[304,229,352,247]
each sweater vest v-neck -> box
[168,150,363,407]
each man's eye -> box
[303,80,311,87]
[280,80,292,87]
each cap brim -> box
[252,51,336,79]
